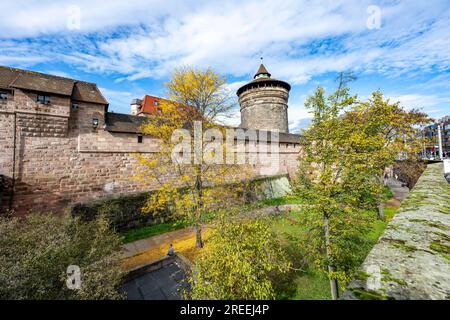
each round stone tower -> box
[237,64,291,133]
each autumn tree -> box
[293,83,429,299]
[136,67,252,248]
[189,212,289,299]
[344,91,430,219]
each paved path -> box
[385,177,410,207]
[121,262,188,300]
[122,204,297,263]
[122,226,197,259]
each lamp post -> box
[437,122,443,160]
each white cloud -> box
[0,0,449,122]
[1,0,449,86]
[388,94,450,113]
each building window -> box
[153,100,159,106]
[37,94,51,104]
[0,91,7,100]
[137,135,143,143]
[157,108,162,114]
[71,103,79,110]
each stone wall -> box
[342,163,450,300]
[70,174,293,232]
[0,91,301,216]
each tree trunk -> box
[377,202,385,220]
[195,224,203,248]
[324,215,339,300]
[327,265,339,300]
[194,170,204,248]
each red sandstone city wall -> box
[0,92,300,216]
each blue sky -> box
[1,0,449,132]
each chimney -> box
[130,98,143,115]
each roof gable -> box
[0,65,108,105]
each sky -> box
[0,0,449,133]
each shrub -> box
[0,213,125,299]
[189,214,289,299]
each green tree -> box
[344,91,430,219]
[293,83,429,299]
[189,213,289,299]
[0,213,124,299]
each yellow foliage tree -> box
[135,67,252,248]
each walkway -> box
[121,226,210,270]
[385,177,410,207]
[121,204,295,270]
[121,261,188,300]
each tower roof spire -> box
[254,59,271,79]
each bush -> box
[70,192,168,232]
[189,214,289,299]
[0,213,125,299]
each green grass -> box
[366,207,397,242]
[119,211,218,244]
[290,269,331,300]
[271,203,398,300]
[384,186,394,200]
[120,220,188,244]
[260,196,304,206]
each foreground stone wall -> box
[343,163,450,300]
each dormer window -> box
[37,94,50,104]
[0,91,7,100]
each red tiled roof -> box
[137,95,202,120]
[138,95,168,114]
[0,65,108,105]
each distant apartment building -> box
[422,115,450,154]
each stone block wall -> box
[1,89,301,216]
[342,163,450,300]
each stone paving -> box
[386,177,410,202]
[121,261,189,300]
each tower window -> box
[137,135,143,143]
[37,94,51,104]
[71,103,79,110]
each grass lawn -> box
[260,196,304,206]
[271,204,398,300]
[120,220,188,244]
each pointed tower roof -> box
[254,64,271,79]
[237,63,291,96]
